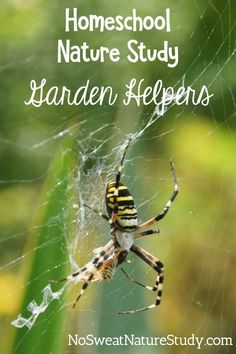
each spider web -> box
[1,0,236,353]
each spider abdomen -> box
[106,182,138,231]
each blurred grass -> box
[7,133,78,354]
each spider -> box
[52,139,178,314]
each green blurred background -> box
[0,0,235,353]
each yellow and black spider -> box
[53,139,178,314]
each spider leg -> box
[137,160,178,231]
[110,138,132,225]
[50,240,114,283]
[72,240,116,308]
[83,203,109,222]
[134,229,160,240]
[72,273,93,308]
[49,267,85,284]
[120,268,155,291]
[117,244,164,314]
